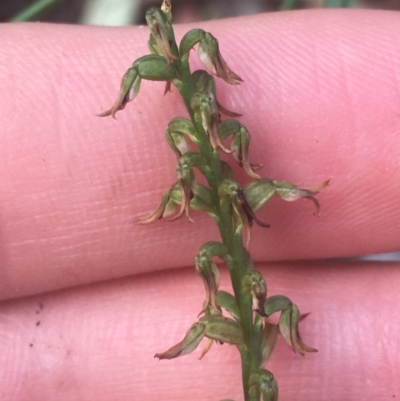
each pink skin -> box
[0,9,399,401]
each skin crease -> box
[0,7,399,401]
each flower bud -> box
[145,7,177,64]
[249,369,279,401]
[242,271,268,317]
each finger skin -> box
[0,260,399,401]
[1,10,400,299]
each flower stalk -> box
[99,1,326,400]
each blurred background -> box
[2,0,400,24]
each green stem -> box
[280,0,300,10]
[174,53,259,401]
[10,0,64,22]
[323,0,355,7]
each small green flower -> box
[278,303,318,357]
[137,185,181,224]
[180,29,242,85]
[219,179,269,247]
[155,322,205,360]
[244,179,276,213]
[242,271,268,317]
[195,242,228,315]
[193,70,241,117]
[190,91,231,153]
[99,55,176,118]
[155,315,244,361]
[97,67,140,118]
[195,254,221,315]
[146,7,177,64]
[166,117,199,158]
[171,158,195,222]
[219,120,263,179]
[198,31,243,85]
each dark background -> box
[2,0,400,25]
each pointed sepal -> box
[278,303,318,357]
[98,55,176,118]
[137,185,181,224]
[273,179,330,215]
[200,315,244,345]
[155,322,205,360]
[190,183,217,217]
[244,179,276,213]
[260,322,279,367]
[155,315,244,361]
[216,290,240,322]
[98,68,141,118]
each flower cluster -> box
[99,1,326,400]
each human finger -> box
[0,260,398,400]
[1,10,400,300]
